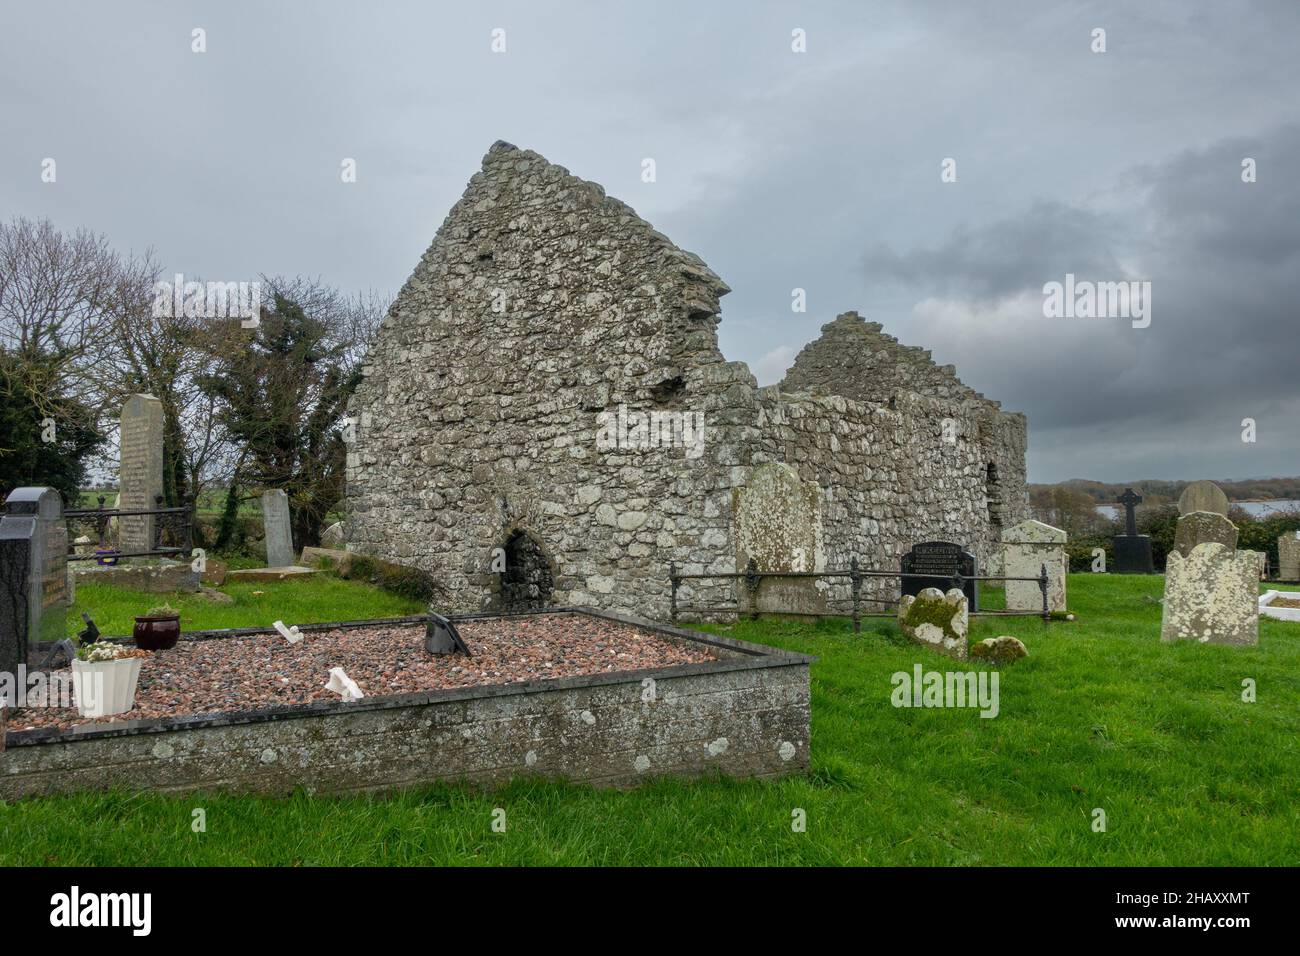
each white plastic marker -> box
[325,667,364,702]
[273,620,303,644]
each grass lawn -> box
[66,576,426,638]
[3,574,1298,866]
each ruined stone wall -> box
[777,310,1029,577]
[735,387,1006,610]
[347,142,740,618]
[348,144,1028,620]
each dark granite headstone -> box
[0,487,67,677]
[901,540,978,609]
[1113,536,1154,574]
[1112,487,1154,574]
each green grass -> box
[4,574,1299,866]
[67,575,425,638]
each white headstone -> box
[1161,543,1257,646]
[1001,519,1067,612]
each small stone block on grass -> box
[970,636,1028,665]
[226,566,319,583]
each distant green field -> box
[3,573,1298,866]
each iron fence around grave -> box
[63,493,195,562]
[669,557,1053,632]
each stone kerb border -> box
[3,609,814,797]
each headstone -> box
[1177,480,1229,517]
[1246,550,1268,581]
[0,488,67,675]
[732,463,825,616]
[1112,488,1154,574]
[1279,532,1300,582]
[898,587,968,660]
[320,521,345,550]
[1160,542,1257,646]
[118,393,165,553]
[1172,511,1238,558]
[901,540,977,609]
[261,489,295,568]
[1001,519,1067,612]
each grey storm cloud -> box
[860,202,1129,303]
[2,0,1298,482]
[868,123,1300,480]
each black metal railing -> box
[669,556,1052,632]
[64,493,194,561]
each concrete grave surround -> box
[0,610,813,798]
[1177,480,1230,517]
[346,142,1028,620]
[1258,590,1300,623]
[1001,518,1067,612]
[261,489,295,569]
[1172,511,1239,559]
[898,587,969,660]
[1279,532,1300,581]
[1161,543,1258,646]
[118,394,165,552]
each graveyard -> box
[3,140,1300,867]
[0,570,1297,865]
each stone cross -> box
[1118,488,1142,536]
[0,488,67,677]
[118,393,165,553]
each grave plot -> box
[1,610,812,798]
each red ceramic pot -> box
[133,614,180,651]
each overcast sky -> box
[4,1,1297,483]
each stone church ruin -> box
[346,142,1028,619]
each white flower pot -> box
[71,657,143,719]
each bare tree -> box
[0,217,134,420]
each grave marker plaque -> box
[0,487,67,676]
[901,540,977,609]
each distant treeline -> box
[1028,476,1300,505]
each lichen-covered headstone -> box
[1177,480,1229,517]
[1279,532,1300,582]
[732,462,824,616]
[1245,550,1268,581]
[1172,511,1238,558]
[1160,542,1257,646]
[1001,519,1066,612]
[898,586,968,660]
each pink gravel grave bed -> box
[13,613,717,734]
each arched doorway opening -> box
[498,528,555,611]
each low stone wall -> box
[1,611,812,798]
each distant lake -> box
[1096,499,1300,519]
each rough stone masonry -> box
[347,142,1028,619]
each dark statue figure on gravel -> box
[425,610,471,656]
